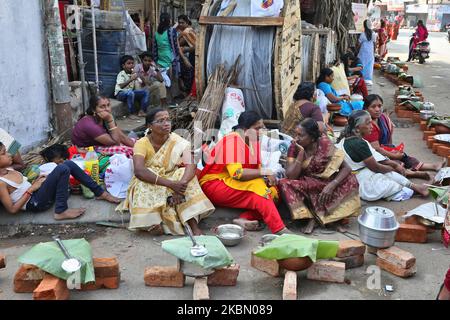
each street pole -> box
[44,0,73,138]
[74,0,89,114]
[91,1,99,93]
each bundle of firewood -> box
[189,56,241,151]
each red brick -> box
[251,252,281,277]
[412,113,421,123]
[306,260,345,283]
[193,277,209,300]
[376,257,416,278]
[13,264,46,293]
[395,224,427,243]
[333,254,364,269]
[99,274,120,289]
[432,143,446,154]
[404,216,435,234]
[0,255,5,269]
[437,145,450,157]
[420,121,428,131]
[396,110,414,119]
[93,257,119,278]
[33,274,70,300]
[336,240,366,258]
[207,264,239,286]
[282,271,297,300]
[427,137,435,149]
[377,246,416,269]
[423,130,436,141]
[144,266,185,287]
[79,281,102,291]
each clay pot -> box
[277,257,313,271]
[433,124,450,134]
[333,115,348,127]
[327,104,341,112]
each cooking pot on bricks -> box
[358,206,399,248]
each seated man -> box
[115,55,150,119]
[0,128,25,171]
[134,51,168,108]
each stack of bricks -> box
[333,240,366,269]
[0,255,5,270]
[13,257,120,299]
[250,251,283,277]
[80,257,121,290]
[376,246,417,278]
[144,262,240,299]
[395,223,428,243]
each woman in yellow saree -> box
[116,108,215,235]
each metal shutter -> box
[123,0,145,14]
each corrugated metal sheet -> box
[124,0,145,13]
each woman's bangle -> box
[25,190,33,197]
[109,126,118,131]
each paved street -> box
[1,29,450,301]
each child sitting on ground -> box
[115,55,150,119]
[0,142,120,220]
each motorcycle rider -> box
[407,20,429,62]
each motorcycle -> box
[409,34,430,64]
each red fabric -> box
[199,133,261,180]
[412,25,428,49]
[94,145,134,158]
[363,122,381,143]
[445,268,450,291]
[190,78,197,98]
[352,77,368,98]
[201,180,285,233]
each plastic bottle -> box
[84,147,99,184]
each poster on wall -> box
[352,3,368,33]
[387,0,404,12]
[427,5,450,32]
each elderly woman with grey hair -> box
[335,110,429,201]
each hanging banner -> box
[352,3,368,33]
[387,0,404,12]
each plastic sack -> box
[161,235,234,269]
[254,234,339,262]
[104,154,133,199]
[331,64,351,96]
[250,0,284,17]
[382,143,404,153]
[124,11,147,55]
[218,87,246,139]
[316,89,330,114]
[17,238,95,283]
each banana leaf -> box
[18,238,95,283]
[254,234,339,262]
[162,236,233,270]
[429,187,449,206]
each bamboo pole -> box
[73,0,89,114]
[91,1,99,93]
[44,0,73,137]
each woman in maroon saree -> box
[278,118,361,233]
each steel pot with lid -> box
[358,206,399,248]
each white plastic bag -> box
[218,87,245,139]
[251,0,284,17]
[316,89,330,115]
[104,154,133,199]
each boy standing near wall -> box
[115,55,150,118]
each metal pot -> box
[420,110,435,120]
[213,224,244,247]
[358,207,399,248]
